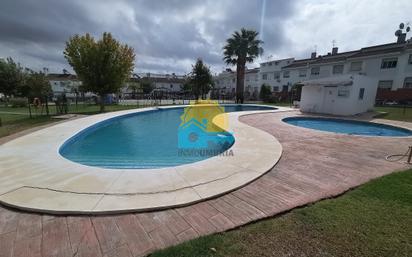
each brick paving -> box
[0,111,410,257]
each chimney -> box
[332,47,338,55]
[311,52,317,59]
[397,33,406,43]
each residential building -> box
[47,73,86,99]
[213,69,237,97]
[213,62,292,99]
[137,73,187,93]
[299,74,377,115]
[281,38,412,94]
[259,58,294,93]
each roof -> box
[143,76,186,84]
[260,57,294,65]
[310,50,360,65]
[347,43,405,59]
[47,73,78,81]
[282,58,314,69]
[245,68,259,74]
[283,41,412,69]
[300,74,354,87]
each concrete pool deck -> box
[0,110,411,257]
[0,105,288,214]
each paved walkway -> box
[0,111,410,257]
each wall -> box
[300,75,377,116]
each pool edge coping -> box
[0,105,291,214]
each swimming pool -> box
[60,105,276,169]
[283,117,412,137]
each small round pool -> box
[283,117,412,137]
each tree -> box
[188,58,214,100]
[25,71,52,100]
[223,28,263,103]
[259,84,272,102]
[23,71,52,116]
[127,81,141,98]
[64,32,135,112]
[181,79,192,92]
[140,78,154,94]
[0,57,25,98]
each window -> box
[378,80,393,89]
[408,54,412,65]
[333,65,344,74]
[338,89,350,97]
[283,71,290,78]
[404,77,412,88]
[274,72,280,79]
[273,86,279,92]
[311,67,320,75]
[262,63,266,67]
[358,88,365,100]
[282,85,289,92]
[232,78,235,83]
[381,58,398,69]
[246,76,250,82]
[268,62,272,66]
[262,74,267,80]
[299,69,307,77]
[350,61,362,71]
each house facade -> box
[214,31,412,101]
[259,58,295,93]
[136,73,186,92]
[47,73,83,98]
[281,41,412,93]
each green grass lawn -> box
[0,104,141,138]
[0,115,57,138]
[0,103,139,116]
[151,169,412,257]
[374,106,412,122]
[261,102,293,107]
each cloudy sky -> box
[0,0,411,75]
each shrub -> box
[9,97,28,107]
[259,84,272,102]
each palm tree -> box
[223,28,263,103]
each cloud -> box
[281,0,412,59]
[0,0,410,75]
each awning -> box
[300,75,354,87]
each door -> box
[322,86,337,114]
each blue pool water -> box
[283,117,412,137]
[60,105,275,169]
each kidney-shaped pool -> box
[283,117,412,137]
[60,105,276,169]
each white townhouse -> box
[138,73,187,93]
[281,37,412,93]
[244,68,260,98]
[47,73,84,98]
[258,58,295,92]
[213,60,294,99]
[214,69,236,96]
[213,68,261,99]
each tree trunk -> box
[99,94,105,112]
[236,61,246,104]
